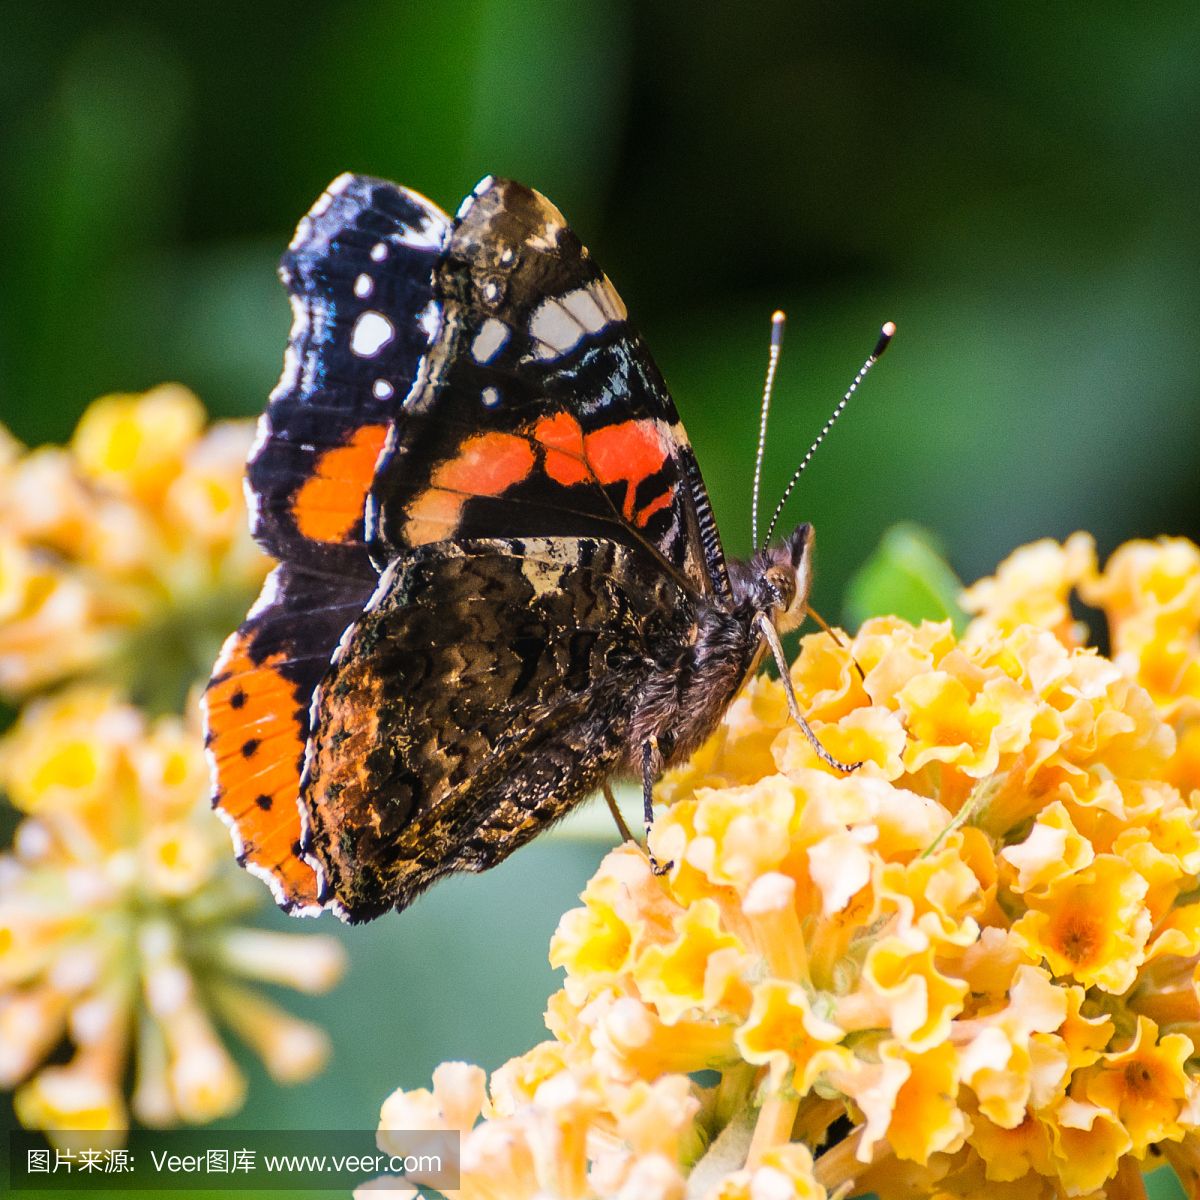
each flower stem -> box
[746,1087,799,1168]
[922,773,998,858]
[814,1124,868,1192]
[713,1063,756,1130]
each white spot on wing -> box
[456,175,495,221]
[455,179,492,222]
[561,286,609,334]
[525,226,562,252]
[594,276,627,322]
[481,386,501,408]
[370,242,388,262]
[354,273,373,299]
[350,311,395,357]
[521,557,565,598]
[373,379,394,400]
[397,212,446,250]
[471,318,510,364]
[529,298,585,359]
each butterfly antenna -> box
[752,310,787,549]
[762,321,895,547]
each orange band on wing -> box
[206,630,320,911]
[533,412,589,487]
[404,433,536,545]
[434,432,536,494]
[584,420,670,519]
[292,423,389,544]
[402,417,672,545]
[635,486,675,528]
[533,414,671,520]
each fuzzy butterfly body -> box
[204,173,827,922]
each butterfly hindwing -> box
[368,177,732,600]
[300,536,692,921]
[205,564,373,912]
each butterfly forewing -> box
[249,173,449,575]
[368,177,731,601]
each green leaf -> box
[843,523,968,633]
[1147,1163,1187,1199]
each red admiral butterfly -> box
[203,174,892,922]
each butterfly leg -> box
[806,603,865,682]
[756,613,863,774]
[602,782,636,845]
[641,737,673,876]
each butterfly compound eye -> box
[765,564,796,611]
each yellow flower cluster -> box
[0,385,266,698]
[964,533,1200,802]
[0,685,346,1142]
[0,386,344,1142]
[371,534,1200,1199]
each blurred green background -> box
[1,0,1197,1188]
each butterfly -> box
[202,173,891,922]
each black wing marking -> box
[207,175,453,911]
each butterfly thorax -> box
[627,521,815,771]
[627,598,757,770]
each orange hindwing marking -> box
[404,433,535,545]
[206,630,320,911]
[292,423,389,544]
